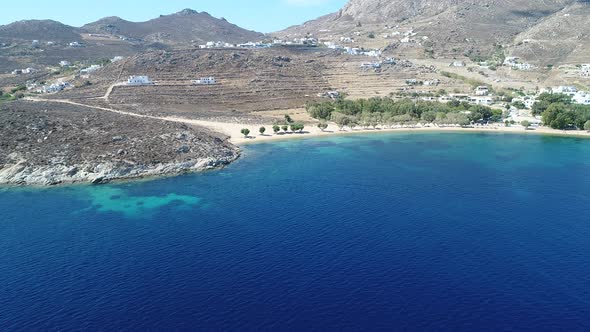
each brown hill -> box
[81,9,265,44]
[0,20,82,42]
[279,0,589,64]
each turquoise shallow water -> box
[1,132,590,330]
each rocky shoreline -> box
[0,101,240,186]
[0,155,239,186]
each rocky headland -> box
[0,101,240,186]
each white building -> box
[450,61,466,67]
[38,82,70,93]
[552,86,578,96]
[80,65,102,75]
[69,42,84,47]
[383,58,396,65]
[59,61,71,67]
[345,47,361,55]
[111,56,124,63]
[580,64,590,77]
[193,77,216,85]
[475,86,489,96]
[573,92,590,105]
[361,63,381,69]
[362,50,382,57]
[512,63,533,71]
[127,76,153,85]
[504,57,519,66]
[469,96,493,106]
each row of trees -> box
[306,97,501,128]
[533,93,590,130]
[240,122,306,137]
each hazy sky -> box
[0,0,348,32]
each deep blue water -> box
[2,132,590,330]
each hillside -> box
[60,48,332,116]
[81,9,264,44]
[0,20,82,42]
[279,0,589,64]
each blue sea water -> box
[2,132,590,330]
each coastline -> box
[176,118,590,146]
[0,156,238,187]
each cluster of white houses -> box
[11,68,36,75]
[504,57,534,71]
[198,38,319,50]
[36,82,71,94]
[126,76,217,85]
[542,86,590,105]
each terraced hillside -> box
[79,48,334,115]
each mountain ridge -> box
[0,9,264,44]
[278,0,590,65]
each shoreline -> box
[2,124,588,188]
[177,118,590,145]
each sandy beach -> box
[165,117,590,145]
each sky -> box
[0,0,348,33]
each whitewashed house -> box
[346,47,361,55]
[450,61,466,67]
[475,86,489,96]
[573,92,590,105]
[552,86,578,96]
[193,77,216,85]
[580,64,590,77]
[469,96,493,106]
[80,65,102,75]
[127,76,153,85]
[59,60,71,67]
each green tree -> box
[240,128,250,137]
[421,111,437,123]
[318,122,328,131]
[273,125,280,134]
[533,93,572,115]
[490,109,503,122]
[521,120,531,130]
[290,123,305,132]
[10,85,26,93]
[512,101,526,109]
[447,113,470,127]
[259,126,266,135]
[331,112,351,130]
[281,125,289,132]
[306,102,334,120]
[284,114,293,124]
[542,103,567,129]
[585,120,590,132]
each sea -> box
[1,132,590,330]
